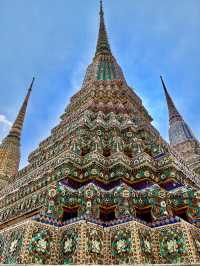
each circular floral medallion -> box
[29,229,51,264]
[61,229,79,264]
[139,230,153,263]
[160,229,187,264]
[87,229,103,258]
[4,230,23,264]
[111,229,133,264]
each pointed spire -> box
[161,75,197,146]
[83,1,127,84]
[95,0,112,56]
[8,77,34,140]
[0,78,34,183]
[160,76,183,123]
[100,0,103,15]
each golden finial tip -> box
[29,77,35,91]
[100,0,103,15]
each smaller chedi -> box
[0,78,34,189]
[161,76,200,175]
[0,1,200,265]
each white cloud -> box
[0,114,12,127]
[0,114,12,142]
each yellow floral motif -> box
[9,239,18,253]
[195,239,200,249]
[167,239,177,254]
[116,239,126,253]
[36,239,48,253]
[143,239,151,253]
[91,239,101,254]
[64,239,73,253]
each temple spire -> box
[95,0,112,56]
[0,78,34,184]
[160,76,183,124]
[83,0,126,84]
[161,75,197,146]
[8,77,34,139]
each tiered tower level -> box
[0,2,200,265]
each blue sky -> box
[0,0,200,168]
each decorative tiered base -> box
[0,218,200,265]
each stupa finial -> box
[160,75,183,123]
[100,0,103,16]
[95,0,111,56]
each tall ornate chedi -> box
[0,2,200,265]
[161,76,200,175]
[0,78,34,189]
